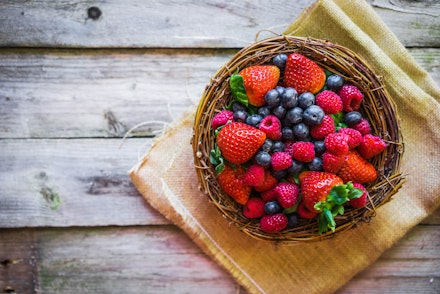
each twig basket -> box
[192,35,405,243]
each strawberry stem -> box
[314,182,362,234]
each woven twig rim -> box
[192,35,405,244]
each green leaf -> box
[229,74,248,107]
[215,162,225,174]
[348,188,363,200]
[324,208,336,231]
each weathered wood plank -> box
[0,138,170,228]
[1,226,438,294]
[0,48,438,139]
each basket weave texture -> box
[192,35,404,243]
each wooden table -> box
[1,1,439,293]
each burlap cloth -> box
[130,0,440,293]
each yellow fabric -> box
[130,0,440,293]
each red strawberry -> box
[217,164,251,205]
[291,141,315,162]
[211,110,233,130]
[322,152,346,173]
[324,132,350,156]
[217,122,266,164]
[271,152,293,171]
[338,84,363,112]
[349,183,368,208]
[299,171,343,213]
[284,53,326,94]
[337,128,362,149]
[358,134,387,159]
[243,197,265,218]
[243,164,265,186]
[260,213,288,233]
[254,170,278,192]
[351,118,371,135]
[239,65,280,107]
[259,115,282,140]
[297,201,318,219]
[315,90,343,114]
[310,115,335,139]
[337,151,378,184]
[274,182,299,209]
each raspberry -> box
[243,197,265,219]
[349,183,368,208]
[358,134,387,159]
[338,84,363,112]
[261,189,278,202]
[291,141,315,162]
[324,132,350,156]
[274,182,299,208]
[322,151,345,173]
[283,140,296,157]
[297,201,318,219]
[211,110,233,129]
[260,213,288,233]
[271,152,293,171]
[351,118,371,135]
[315,90,343,114]
[310,115,335,139]
[243,164,265,186]
[254,170,278,192]
[259,115,282,140]
[337,128,362,149]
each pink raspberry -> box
[315,90,343,114]
[310,115,335,139]
[259,115,282,140]
[291,141,315,162]
[243,164,265,186]
[283,140,296,157]
[324,133,350,156]
[211,110,233,129]
[322,151,346,173]
[254,170,278,192]
[243,197,265,219]
[337,128,362,149]
[358,134,387,159]
[351,118,371,135]
[338,84,363,112]
[349,183,368,208]
[261,189,278,202]
[274,182,299,209]
[260,213,288,233]
[297,201,318,219]
[271,152,292,171]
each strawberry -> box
[297,201,318,219]
[217,164,252,205]
[310,115,335,139]
[239,65,280,107]
[315,90,343,114]
[243,197,265,218]
[358,134,387,159]
[283,53,326,94]
[274,182,299,209]
[211,110,234,130]
[338,84,363,112]
[299,171,363,233]
[260,213,288,233]
[243,164,265,186]
[217,122,266,164]
[337,151,378,184]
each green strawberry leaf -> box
[229,74,249,107]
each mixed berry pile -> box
[209,52,387,234]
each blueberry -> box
[298,92,315,109]
[261,139,274,152]
[326,74,345,92]
[258,106,271,118]
[255,151,271,167]
[292,123,309,140]
[275,86,286,96]
[272,105,286,119]
[282,127,294,141]
[233,110,248,122]
[245,114,263,127]
[271,169,287,180]
[281,87,298,109]
[286,213,299,227]
[265,201,283,215]
[265,89,280,108]
[288,160,303,174]
[271,141,285,153]
[286,107,303,124]
[302,105,325,126]
[343,111,362,126]
[231,102,247,112]
[313,140,326,156]
[308,157,323,171]
[273,54,288,69]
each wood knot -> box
[87,6,102,20]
